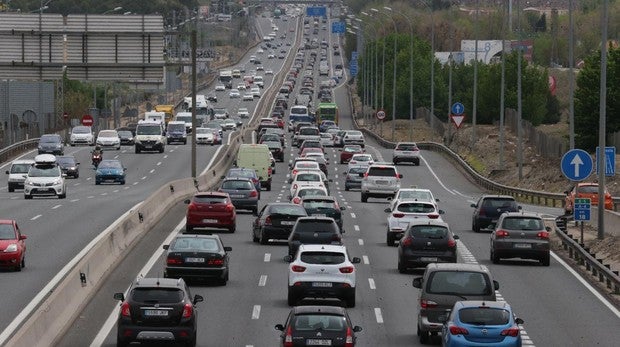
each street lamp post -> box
[361,12,382,131]
[372,7,398,141]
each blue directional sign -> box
[574,198,591,221]
[595,146,616,176]
[451,102,465,115]
[561,149,593,181]
[306,6,327,17]
[350,62,358,77]
[331,21,345,34]
[351,51,358,61]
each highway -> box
[5,9,620,347]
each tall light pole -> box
[568,0,575,149]
[419,0,436,137]
[597,0,609,239]
[377,7,398,141]
[499,2,507,168]
[471,0,479,148]
[517,0,523,180]
[362,11,383,132]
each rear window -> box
[296,219,336,233]
[482,198,517,210]
[303,200,335,209]
[501,217,544,230]
[300,128,319,135]
[347,167,367,174]
[397,203,435,213]
[221,180,253,190]
[427,271,492,296]
[194,195,227,204]
[296,173,321,182]
[398,191,432,201]
[346,131,362,136]
[293,314,346,332]
[409,225,448,238]
[268,205,307,216]
[396,143,418,151]
[368,167,396,177]
[458,308,510,325]
[171,237,220,251]
[577,185,599,194]
[296,162,320,170]
[300,251,345,264]
[131,288,183,303]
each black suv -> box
[114,277,204,347]
[287,216,342,257]
[470,195,521,232]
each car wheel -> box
[259,230,269,245]
[287,287,297,306]
[398,259,406,274]
[540,253,550,266]
[25,194,33,200]
[393,160,398,165]
[185,332,197,347]
[159,148,164,153]
[120,180,125,185]
[361,193,367,203]
[386,233,394,247]
[344,186,349,191]
[116,334,129,347]
[418,325,429,344]
[473,220,479,233]
[186,225,193,233]
[491,249,500,264]
[135,148,141,154]
[415,159,420,166]
[228,225,236,233]
[95,180,101,185]
[252,230,259,243]
[75,173,79,179]
[345,291,356,308]
[8,186,14,193]
[14,260,22,272]
[58,192,66,199]
[266,184,271,191]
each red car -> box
[339,145,364,164]
[185,192,237,233]
[0,220,27,271]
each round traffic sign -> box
[376,110,386,120]
[81,114,94,126]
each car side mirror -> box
[283,255,293,262]
[328,179,333,182]
[19,235,27,240]
[193,294,204,304]
[545,226,551,232]
[162,245,169,250]
[224,246,232,252]
[453,235,460,240]
[438,210,445,215]
[5,170,9,174]
[353,326,362,332]
[184,199,191,204]
[412,277,422,289]
[220,175,226,179]
[435,198,440,202]
[384,208,391,213]
[340,206,346,211]
[515,317,524,325]
[351,257,361,264]
[113,293,124,301]
[493,280,500,290]
[470,203,477,208]
[275,324,285,331]
[398,174,403,178]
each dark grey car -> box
[218,178,259,214]
[287,217,342,257]
[344,166,367,191]
[471,195,521,232]
[38,134,64,155]
[490,212,551,266]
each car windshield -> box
[168,124,185,132]
[72,127,90,134]
[409,225,448,238]
[303,201,335,209]
[194,195,227,204]
[98,161,122,169]
[501,217,544,230]
[292,314,346,332]
[171,237,220,252]
[347,131,362,136]
[296,163,320,170]
[221,180,253,190]
[28,165,61,177]
[577,185,600,194]
[427,271,492,296]
[296,219,335,232]
[176,116,192,123]
[0,225,16,239]
[296,173,321,182]
[118,131,132,137]
[265,141,281,149]
[56,157,76,166]
[458,308,510,326]
[195,128,211,134]
[10,163,31,174]
[398,191,432,201]
[368,167,396,177]
[352,155,371,162]
[98,131,117,137]
[300,251,345,264]
[397,203,436,213]
[343,146,361,153]
[131,288,183,304]
[40,136,59,143]
[136,125,161,135]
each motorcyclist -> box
[91,146,103,166]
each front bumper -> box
[24,184,64,197]
[135,141,164,151]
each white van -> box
[6,159,35,192]
[175,112,193,133]
[134,120,166,153]
[144,111,165,125]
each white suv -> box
[360,164,402,202]
[69,126,94,146]
[286,244,360,307]
[24,154,67,199]
[392,142,420,165]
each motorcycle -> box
[92,153,102,168]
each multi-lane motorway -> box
[3,9,620,347]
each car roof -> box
[132,277,186,289]
[223,177,253,182]
[454,300,511,310]
[292,305,347,315]
[0,219,16,225]
[301,196,336,202]
[267,202,303,207]
[407,219,450,228]
[194,191,228,197]
[174,234,220,241]
[11,159,35,165]
[501,211,542,219]
[426,263,491,273]
[296,216,334,222]
[481,195,515,200]
[298,244,347,253]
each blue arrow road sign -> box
[574,198,591,221]
[595,146,616,176]
[451,102,464,115]
[561,149,593,181]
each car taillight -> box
[402,237,413,247]
[292,169,298,176]
[537,231,549,239]
[291,265,306,272]
[392,213,405,218]
[427,214,440,219]
[268,167,272,175]
[478,208,486,216]
[264,215,272,226]
[284,325,293,347]
[363,172,368,178]
[293,184,298,190]
[501,328,520,337]
[167,257,183,265]
[339,266,355,273]
[208,258,224,266]
[449,326,469,335]
[249,190,258,197]
[293,197,301,204]
[182,303,193,318]
[226,204,234,212]
[120,302,131,317]
[448,239,457,247]
[345,327,354,347]
[420,299,438,309]
[187,203,198,211]
[496,229,510,238]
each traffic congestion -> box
[1,4,619,347]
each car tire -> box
[117,334,129,347]
[287,287,297,306]
[541,253,550,266]
[25,194,32,200]
[185,332,197,347]
[95,181,100,185]
[229,225,236,233]
[58,192,66,199]
[345,291,356,308]
[345,186,350,191]
[361,193,367,203]
[266,184,272,191]
[415,159,420,166]
[386,233,394,247]
[120,180,125,185]
[252,230,259,243]
[418,325,429,344]
[159,148,164,153]
[135,147,141,154]
[8,186,14,193]
[473,220,479,233]
[259,230,269,245]
[491,249,500,264]
[398,259,406,274]
[186,225,193,233]
[393,160,398,165]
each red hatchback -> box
[185,192,237,233]
[339,145,364,164]
[0,220,27,271]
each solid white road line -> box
[418,155,456,195]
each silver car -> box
[360,164,402,202]
[219,178,259,214]
[392,142,420,165]
[385,200,445,245]
[343,130,365,147]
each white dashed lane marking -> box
[251,305,261,320]
[362,255,370,264]
[354,225,360,231]
[264,253,271,262]
[70,199,79,202]
[368,278,376,290]
[52,204,62,209]
[374,308,384,324]
[358,239,364,246]
[157,162,162,166]
[258,275,267,287]
[141,176,147,180]
[350,213,356,219]
[31,215,42,221]
[149,169,155,174]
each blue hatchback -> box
[95,159,126,185]
[442,301,524,347]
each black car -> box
[301,196,346,232]
[117,130,134,145]
[114,277,204,347]
[253,203,308,245]
[275,306,362,347]
[55,155,79,178]
[264,141,284,162]
[471,195,521,232]
[287,217,342,257]
[37,134,64,155]
[397,220,459,273]
[163,234,232,284]
[206,93,218,102]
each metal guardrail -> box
[0,139,39,164]
[554,216,620,295]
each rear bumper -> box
[116,323,195,344]
[164,265,227,279]
[493,241,549,260]
[230,198,258,210]
[399,250,457,268]
[260,226,294,240]
[289,283,354,301]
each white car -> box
[237,83,247,90]
[347,154,374,168]
[319,133,333,147]
[215,84,226,91]
[237,107,250,118]
[229,89,241,98]
[389,187,439,212]
[343,130,365,147]
[267,53,276,59]
[385,200,445,246]
[195,127,216,145]
[290,160,321,177]
[290,185,328,204]
[222,119,237,131]
[257,48,264,54]
[289,170,327,197]
[24,154,67,199]
[242,93,254,101]
[251,87,261,98]
[286,244,360,307]
[6,159,35,192]
[69,126,94,146]
[265,69,274,75]
[96,130,121,150]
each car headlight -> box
[38,146,43,149]
[24,179,32,185]
[134,138,141,144]
[53,179,62,185]
[4,244,17,252]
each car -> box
[319,120,337,133]
[218,178,259,214]
[285,244,360,307]
[385,200,445,246]
[275,306,362,347]
[301,196,346,232]
[390,187,439,212]
[113,277,203,347]
[303,153,329,175]
[203,121,223,137]
[287,216,342,257]
[69,126,94,146]
[442,301,524,347]
[299,140,324,155]
[195,127,216,145]
[289,170,328,197]
[0,220,27,271]
[293,127,320,147]
[185,192,237,233]
[231,117,243,128]
[347,154,374,168]
[225,167,261,194]
[339,145,364,164]
[215,84,226,91]
[342,130,365,147]
[229,88,241,98]
[95,159,126,185]
[6,159,35,192]
[264,141,285,162]
[564,182,614,214]
[412,263,499,344]
[24,154,67,199]
[213,107,229,119]
[221,119,237,131]
[251,86,261,98]
[397,219,458,272]
[163,234,232,284]
[37,134,64,155]
[471,195,521,232]
[117,130,134,145]
[489,211,551,266]
[319,133,333,147]
[344,165,367,191]
[166,121,188,145]
[206,93,218,102]
[243,93,254,101]
[237,107,250,118]
[56,155,80,179]
[268,53,276,59]
[252,203,308,244]
[392,142,421,165]
[96,130,121,150]
[360,164,403,202]
[290,160,321,176]
[265,68,274,75]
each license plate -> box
[202,219,218,223]
[144,309,168,317]
[144,145,153,149]
[185,257,204,263]
[313,214,326,217]
[307,339,332,346]
[281,221,296,225]
[514,243,532,249]
[312,282,332,287]
[376,180,389,185]
[420,257,438,262]
[230,194,244,198]
[38,188,51,192]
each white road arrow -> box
[571,153,584,178]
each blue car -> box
[442,301,524,347]
[95,159,126,185]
